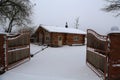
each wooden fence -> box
[0,32,30,73]
[86,29,120,80]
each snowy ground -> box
[0,44,101,80]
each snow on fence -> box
[86,29,120,80]
[0,32,30,74]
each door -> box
[39,32,44,45]
[58,36,62,46]
[39,33,43,44]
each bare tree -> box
[75,17,79,29]
[0,0,32,33]
[103,0,120,16]
[18,26,35,36]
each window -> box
[73,36,79,41]
[46,37,49,41]
[58,36,62,41]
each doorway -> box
[58,36,62,46]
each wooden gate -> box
[0,32,30,73]
[86,29,120,80]
[0,34,6,74]
[6,32,30,70]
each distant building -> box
[111,26,119,31]
[31,25,86,47]
[107,26,120,34]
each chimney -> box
[65,22,68,28]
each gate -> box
[86,29,120,80]
[0,32,30,74]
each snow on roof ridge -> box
[40,25,86,34]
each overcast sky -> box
[30,0,120,34]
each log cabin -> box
[31,25,86,47]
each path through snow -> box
[0,44,101,80]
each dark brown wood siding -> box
[66,34,85,45]
[33,27,51,45]
[51,32,65,46]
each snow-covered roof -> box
[106,26,120,34]
[107,31,120,34]
[40,25,86,34]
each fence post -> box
[28,32,31,60]
[5,35,8,70]
[0,34,6,74]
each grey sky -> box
[30,0,120,34]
